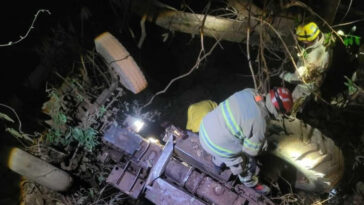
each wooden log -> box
[131,0,295,49]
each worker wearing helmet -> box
[280,22,333,111]
[190,87,293,195]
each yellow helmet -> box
[296,22,320,42]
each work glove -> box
[279,71,302,84]
[246,156,259,176]
[279,71,287,79]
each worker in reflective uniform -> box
[280,22,333,113]
[197,88,293,195]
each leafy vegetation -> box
[43,84,99,151]
[344,75,358,96]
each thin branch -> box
[246,0,258,92]
[259,18,270,93]
[85,53,111,87]
[0,9,51,47]
[246,16,299,76]
[0,103,24,134]
[246,28,258,92]
[140,2,218,111]
[283,1,344,45]
[199,1,211,55]
[333,18,364,28]
[339,0,353,23]
[0,103,31,147]
[141,38,221,110]
[137,14,147,48]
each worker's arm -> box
[279,71,301,84]
[279,52,305,84]
[242,119,266,157]
[279,57,304,84]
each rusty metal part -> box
[145,134,174,186]
[164,155,274,205]
[193,176,273,205]
[185,170,205,194]
[132,141,162,169]
[174,131,232,182]
[95,82,118,106]
[106,162,146,199]
[102,125,143,155]
[145,178,206,205]
[97,148,123,163]
[103,123,275,204]
[196,177,239,205]
[165,159,193,187]
[163,125,186,142]
[234,184,274,205]
[76,82,118,124]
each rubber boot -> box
[239,175,271,195]
[252,183,271,195]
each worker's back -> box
[199,88,267,157]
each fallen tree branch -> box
[141,38,221,110]
[0,9,51,47]
[137,14,147,48]
[247,16,298,76]
[339,0,353,23]
[0,103,33,147]
[333,18,364,28]
[131,0,295,49]
[259,18,270,93]
[246,2,258,92]
[283,1,344,45]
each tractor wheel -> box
[268,118,344,193]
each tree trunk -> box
[131,0,295,49]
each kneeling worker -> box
[188,87,293,195]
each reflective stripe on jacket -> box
[199,89,268,157]
[281,34,332,91]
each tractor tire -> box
[7,147,73,192]
[268,118,344,193]
[95,32,148,94]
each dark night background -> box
[1,0,364,204]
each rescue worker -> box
[280,22,333,112]
[192,87,293,195]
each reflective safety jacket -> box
[281,34,332,91]
[199,89,268,157]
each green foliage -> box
[44,87,99,151]
[54,112,67,125]
[6,128,33,142]
[46,127,98,151]
[0,112,15,123]
[97,105,106,118]
[344,75,358,95]
[324,32,336,47]
[72,127,98,151]
[343,35,361,47]
[303,49,308,59]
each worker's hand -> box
[279,71,287,79]
[246,157,259,176]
